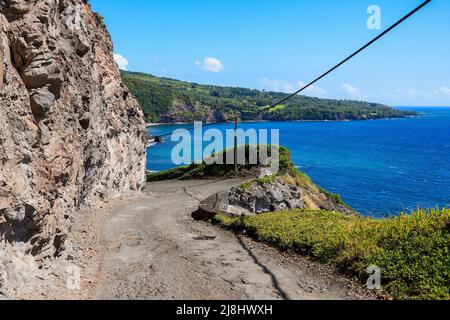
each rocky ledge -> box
[194,173,354,221]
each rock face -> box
[0,0,146,262]
[227,176,354,215]
[194,175,354,221]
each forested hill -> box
[121,71,415,123]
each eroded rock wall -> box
[0,0,146,259]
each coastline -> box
[145,115,418,128]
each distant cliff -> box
[0,0,146,269]
[121,71,415,123]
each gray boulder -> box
[30,88,55,117]
[193,174,354,221]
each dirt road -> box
[93,179,373,300]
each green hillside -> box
[121,70,415,123]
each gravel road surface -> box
[94,179,373,300]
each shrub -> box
[214,208,450,300]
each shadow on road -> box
[233,232,290,300]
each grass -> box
[317,185,352,210]
[147,145,449,299]
[263,104,286,113]
[213,208,450,300]
[147,145,293,182]
[240,175,277,191]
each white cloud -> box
[408,89,440,100]
[368,86,450,105]
[379,87,449,101]
[260,78,283,92]
[152,58,170,76]
[297,81,328,98]
[113,53,129,70]
[440,85,450,96]
[260,77,294,93]
[260,78,328,98]
[258,80,450,105]
[195,57,224,73]
[152,58,161,66]
[342,83,364,99]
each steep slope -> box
[0,0,146,271]
[121,71,415,123]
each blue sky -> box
[90,0,449,106]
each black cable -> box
[262,0,432,112]
[150,0,432,139]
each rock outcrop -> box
[0,0,146,270]
[194,174,354,221]
[226,176,354,215]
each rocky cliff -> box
[0,0,146,266]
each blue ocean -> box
[147,107,450,217]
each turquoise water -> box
[147,108,450,217]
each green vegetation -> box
[93,12,106,29]
[147,161,241,182]
[265,104,286,113]
[121,70,415,123]
[213,208,450,300]
[83,0,107,30]
[240,175,277,191]
[317,186,351,209]
[148,144,351,208]
[148,145,449,299]
[147,145,291,182]
[84,1,107,30]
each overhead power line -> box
[262,0,432,112]
[152,0,432,139]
